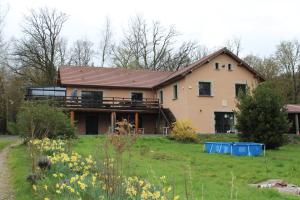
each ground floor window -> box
[214,112,234,133]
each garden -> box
[7,134,300,200]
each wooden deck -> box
[25,95,160,113]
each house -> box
[26,48,264,134]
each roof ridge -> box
[59,65,174,74]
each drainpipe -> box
[295,113,299,135]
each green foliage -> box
[14,101,75,140]
[169,120,198,143]
[236,82,290,149]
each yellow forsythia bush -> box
[169,120,198,143]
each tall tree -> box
[244,54,279,80]
[11,8,67,85]
[99,17,113,67]
[111,15,197,71]
[225,36,242,56]
[275,40,300,103]
[69,38,95,66]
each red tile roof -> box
[58,66,173,89]
[286,104,300,113]
[154,47,265,88]
[58,48,265,89]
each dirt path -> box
[0,140,17,200]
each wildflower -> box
[53,173,58,178]
[70,177,76,183]
[139,180,144,186]
[44,198,49,200]
[32,184,37,191]
[174,195,180,200]
[43,185,48,191]
[153,191,160,199]
[78,181,87,190]
[141,190,148,199]
[56,190,61,194]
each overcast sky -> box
[2,0,300,59]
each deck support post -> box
[70,111,75,126]
[135,112,139,134]
[295,113,299,135]
[111,112,116,133]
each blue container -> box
[204,142,233,154]
[231,142,264,156]
[204,142,264,156]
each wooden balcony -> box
[25,95,160,113]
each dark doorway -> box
[86,115,98,135]
[214,112,234,133]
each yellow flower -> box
[56,190,61,194]
[139,180,144,186]
[78,181,87,190]
[141,190,148,199]
[32,184,37,191]
[173,195,180,200]
[153,191,160,199]
[44,198,49,200]
[53,173,58,178]
[43,185,48,191]
[70,177,76,183]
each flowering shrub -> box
[29,138,179,200]
[169,120,198,143]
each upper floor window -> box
[228,64,232,71]
[215,62,219,70]
[131,92,143,102]
[159,90,163,104]
[235,84,247,97]
[199,82,211,96]
[173,85,178,100]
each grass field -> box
[0,138,13,151]
[9,135,300,200]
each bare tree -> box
[225,36,242,56]
[244,54,279,80]
[111,15,197,71]
[99,17,113,67]
[275,40,300,103]
[11,8,68,85]
[69,38,94,66]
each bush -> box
[235,82,290,149]
[14,101,75,140]
[169,120,198,143]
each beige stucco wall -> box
[157,54,260,133]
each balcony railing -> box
[25,95,160,110]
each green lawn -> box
[9,135,300,200]
[0,139,12,151]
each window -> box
[235,84,247,97]
[215,62,219,70]
[228,64,232,71]
[81,91,103,100]
[173,85,178,100]
[159,90,163,104]
[81,91,103,105]
[131,92,143,102]
[199,82,211,96]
